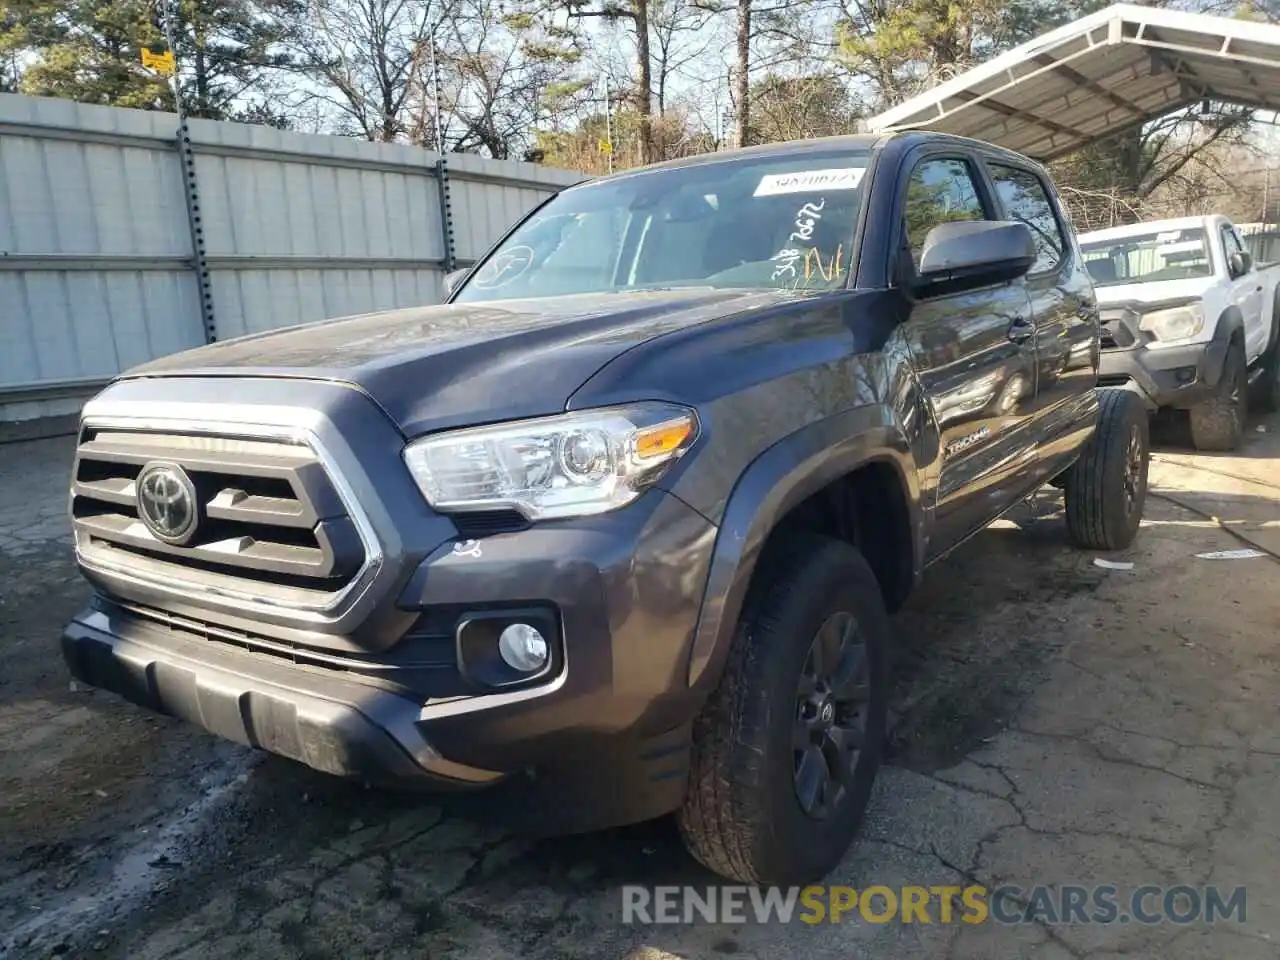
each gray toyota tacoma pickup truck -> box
[62,131,1150,885]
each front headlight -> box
[402,403,699,521]
[1139,303,1204,342]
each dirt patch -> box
[0,540,239,949]
[0,544,120,852]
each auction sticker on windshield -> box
[754,167,866,197]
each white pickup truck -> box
[1079,214,1280,450]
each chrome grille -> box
[71,426,367,601]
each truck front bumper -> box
[1096,301,1230,410]
[63,604,502,787]
[1098,341,1228,409]
[62,485,720,833]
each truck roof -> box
[1079,215,1228,244]
[580,131,1049,185]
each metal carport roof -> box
[866,3,1280,161]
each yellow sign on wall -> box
[141,47,176,76]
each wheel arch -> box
[1203,304,1246,386]
[684,406,923,692]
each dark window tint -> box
[989,163,1065,274]
[903,158,986,268]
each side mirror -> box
[914,220,1036,297]
[1229,250,1252,278]
[443,266,470,298]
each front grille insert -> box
[116,599,479,698]
[72,427,367,600]
[452,509,531,538]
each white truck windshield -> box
[1080,227,1213,287]
[453,150,871,303]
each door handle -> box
[1007,316,1034,344]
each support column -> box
[160,0,216,343]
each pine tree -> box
[11,0,295,119]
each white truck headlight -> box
[1139,303,1204,342]
[402,403,699,521]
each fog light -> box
[498,623,548,673]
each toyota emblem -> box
[136,462,199,545]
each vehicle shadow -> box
[881,486,1091,774]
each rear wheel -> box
[1189,342,1247,451]
[678,535,888,885]
[1064,388,1149,551]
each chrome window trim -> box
[73,409,385,627]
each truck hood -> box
[1093,275,1217,307]
[120,288,802,436]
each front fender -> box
[1202,305,1244,386]
[685,406,922,690]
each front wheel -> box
[1189,342,1247,451]
[1064,388,1150,551]
[678,535,888,885]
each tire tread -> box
[1064,388,1148,551]
[1189,342,1247,451]
[678,535,886,884]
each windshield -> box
[453,150,871,303]
[1080,227,1213,287]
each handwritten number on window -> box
[772,198,827,280]
[771,248,803,279]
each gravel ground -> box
[2,411,1279,959]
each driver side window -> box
[903,158,987,269]
[1222,225,1245,257]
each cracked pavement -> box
[2,414,1279,959]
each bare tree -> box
[404,0,588,158]
[691,0,832,147]
[751,71,859,143]
[731,0,749,145]
[284,0,448,142]
[649,0,717,116]
[564,0,656,162]
[1052,106,1257,225]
